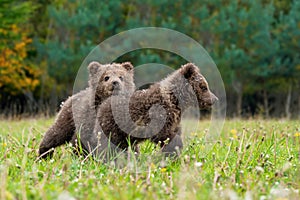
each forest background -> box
[0,0,299,118]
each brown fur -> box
[38,61,135,158]
[94,63,218,158]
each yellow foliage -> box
[0,28,8,35]
[11,24,18,34]
[14,41,26,51]
[0,24,41,95]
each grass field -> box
[0,118,299,200]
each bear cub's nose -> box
[112,81,120,86]
[211,92,219,104]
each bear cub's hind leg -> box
[39,98,75,158]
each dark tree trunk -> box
[38,73,46,114]
[263,89,269,118]
[232,81,243,118]
[298,95,300,119]
[236,92,243,118]
[285,83,292,119]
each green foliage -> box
[0,0,299,116]
[208,1,278,88]
[274,0,300,79]
[35,0,123,91]
[0,0,33,30]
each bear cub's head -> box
[88,61,135,104]
[180,63,218,109]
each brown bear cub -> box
[38,61,135,158]
[95,63,218,157]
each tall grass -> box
[0,119,299,199]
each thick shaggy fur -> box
[38,61,135,158]
[95,63,218,157]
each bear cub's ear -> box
[88,61,102,75]
[121,62,134,72]
[181,63,199,79]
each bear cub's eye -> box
[104,76,110,81]
[201,86,208,92]
[119,76,123,81]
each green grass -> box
[0,119,299,199]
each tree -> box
[35,0,124,97]
[0,0,41,115]
[274,0,300,118]
[206,1,277,117]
